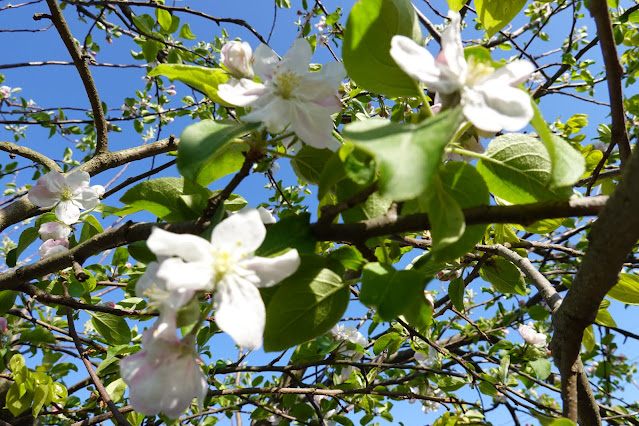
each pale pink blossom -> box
[147,209,301,350]
[39,239,69,258]
[518,322,547,348]
[218,39,345,149]
[119,316,207,418]
[331,324,367,347]
[28,171,104,225]
[0,317,7,332]
[0,86,11,99]
[38,221,72,241]
[221,41,254,79]
[390,11,534,132]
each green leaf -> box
[582,325,595,352]
[343,108,463,201]
[595,307,616,328]
[478,381,498,397]
[475,0,527,37]
[31,373,51,416]
[91,312,132,345]
[118,177,197,221]
[263,256,349,352]
[79,214,103,243]
[431,162,489,261]
[6,226,39,267]
[426,176,466,252]
[148,64,231,105]
[156,8,173,32]
[437,376,466,392]
[499,354,510,382]
[449,277,465,312]
[477,133,573,204]
[6,381,32,417]
[291,146,334,185]
[128,241,156,264]
[255,213,317,257]
[105,378,127,404]
[480,257,526,295]
[607,273,639,305]
[50,382,67,404]
[179,23,197,40]
[335,179,392,223]
[529,358,552,380]
[360,263,426,320]
[131,14,154,34]
[0,291,18,315]
[447,0,466,12]
[530,104,586,188]
[343,0,422,97]
[373,332,404,355]
[177,120,259,186]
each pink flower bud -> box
[220,41,254,79]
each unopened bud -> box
[221,41,254,79]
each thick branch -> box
[45,0,109,154]
[588,0,630,166]
[551,133,639,422]
[0,141,61,172]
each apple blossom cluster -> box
[28,170,104,258]
[390,11,535,133]
[518,322,547,348]
[218,39,345,149]
[331,324,368,382]
[119,209,301,417]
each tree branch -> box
[550,133,639,422]
[0,141,61,172]
[44,0,109,154]
[588,0,630,166]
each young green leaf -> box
[178,120,259,186]
[480,257,526,295]
[343,0,422,97]
[343,108,463,201]
[475,0,527,37]
[148,64,231,105]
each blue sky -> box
[1,0,639,425]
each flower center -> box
[273,66,301,99]
[59,185,74,201]
[466,57,495,86]
[211,243,245,281]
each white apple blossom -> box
[147,209,301,350]
[39,239,69,258]
[331,323,367,347]
[38,221,72,241]
[414,345,438,368]
[221,41,254,79]
[135,259,196,316]
[257,206,276,224]
[119,316,207,418]
[28,171,105,225]
[518,322,547,348]
[390,11,534,133]
[0,86,11,99]
[217,39,345,149]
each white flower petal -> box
[253,44,280,81]
[65,170,90,189]
[147,228,212,263]
[38,222,72,240]
[485,60,535,87]
[28,181,60,208]
[241,249,300,288]
[257,207,276,224]
[217,78,267,107]
[462,85,533,132]
[280,39,313,75]
[156,257,214,292]
[211,208,266,254]
[221,41,254,79]
[55,201,81,225]
[214,275,266,350]
[43,171,66,193]
[289,101,340,150]
[242,95,292,134]
[390,36,442,85]
[440,11,467,79]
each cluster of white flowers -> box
[28,171,104,258]
[315,15,330,47]
[414,345,438,368]
[0,85,12,99]
[518,322,547,347]
[390,11,534,133]
[218,39,345,150]
[330,323,368,382]
[120,209,301,417]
